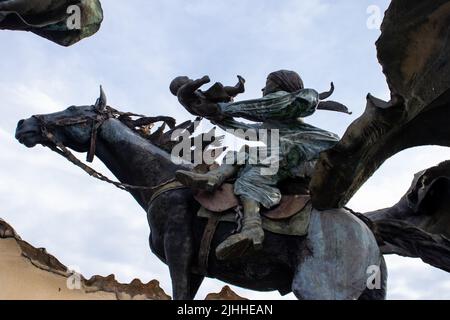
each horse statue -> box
[15,89,386,300]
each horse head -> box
[15,87,108,156]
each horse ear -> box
[95,85,107,111]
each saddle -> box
[194,183,311,220]
[192,183,312,276]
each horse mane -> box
[114,109,226,166]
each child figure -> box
[170,75,245,120]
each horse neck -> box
[95,118,191,210]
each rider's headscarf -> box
[267,70,304,93]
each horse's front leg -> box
[163,192,199,300]
[164,227,195,300]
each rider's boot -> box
[175,164,238,192]
[215,197,265,260]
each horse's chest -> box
[149,230,167,263]
[147,210,168,262]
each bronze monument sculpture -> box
[15,86,385,300]
[11,0,450,300]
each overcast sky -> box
[2,0,450,300]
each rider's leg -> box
[215,196,265,260]
[175,163,239,192]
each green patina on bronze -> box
[0,0,103,46]
[214,89,340,209]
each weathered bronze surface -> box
[11,0,450,300]
[0,0,103,46]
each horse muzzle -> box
[15,117,44,148]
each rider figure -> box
[175,70,341,260]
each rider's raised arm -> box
[216,89,320,123]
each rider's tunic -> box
[214,89,340,208]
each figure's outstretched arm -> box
[217,89,320,123]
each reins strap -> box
[43,129,173,192]
[193,213,221,276]
[86,120,100,163]
[34,107,180,193]
[148,180,187,206]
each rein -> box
[33,107,176,192]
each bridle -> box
[32,105,176,192]
[33,106,113,162]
